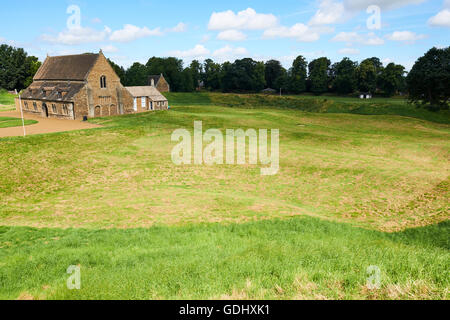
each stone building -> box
[125,86,169,112]
[148,74,170,92]
[16,51,135,120]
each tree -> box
[274,69,289,94]
[108,59,126,83]
[190,60,203,90]
[24,56,42,88]
[203,59,222,91]
[330,57,357,94]
[146,57,185,92]
[407,47,450,110]
[124,62,148,86]
[264,60,285,89]
[289,55,307,94]
[379,63,406,97]
[181,67,195,92]
[221,58,265,92]
[308,57,331,95]
[0,44,38,90]
[356,59,377,93]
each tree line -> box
[0,44,448,110]
[0,44,41,92]
[113,55,407,97]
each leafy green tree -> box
[274,69,289,94]
[330,57,357,94]
[0,44,38,90]
[308,57,331,95]
[407,47,450,110]
[379,63,406,97]
[108,59,126,83]
[264,60,285,89]
[124,62,148,86]
[289,55,307,94]
[190,60,203,90]
[146,57,185,92]
[203,59,222,91]
[356,59,377,93]
[181,67,195,92]
[221,58,265,92]
[24,56,41,88]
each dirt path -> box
[0,111,102,138]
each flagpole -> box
[18,95,26,137]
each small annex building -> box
[125,86,169,112]
[148,74,170,92]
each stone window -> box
[141,97,146,108]
[52,104,57,114]
[100,76,107,88]
[24,102,28,109]
[63,105,68,115]
[33,102,37,111]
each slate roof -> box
[34,53,99,81]
[20,81,85,102]
[148,75,162,86]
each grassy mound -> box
[164,92,450,124]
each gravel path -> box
[0,111,102,138]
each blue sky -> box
[0,0,449,70]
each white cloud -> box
[208,8,278,30]
[109,24,163,42]
[338,47,360,55]
[41,26,111,45]
[332,31,384,45]
[201,34,211,43]
[343,0,425,11]
[169,22,188,33]
[92,18,102,24]
[309,0,346,25]
[212,45,249,62]
[386,31,426,43]
[101,45,118,53]
[170,44,211,59]
[217,30,247,41]
[428,9,450,27]
[263,24,320,42]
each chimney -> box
[151,78,155,87]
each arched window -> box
[100,76,107,88]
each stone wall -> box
[16,98,75,120]
[157,76,170,93]
[72,52,134,119]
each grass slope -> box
[165,92,450,124]
[0,117,37,128]
[0,90,16,110]
[1,104,447,231]
[0,94,448,300]
[1,217,448,300]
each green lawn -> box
[0,117,37,128]
[0,93,448,300]
[0,90,16,107]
